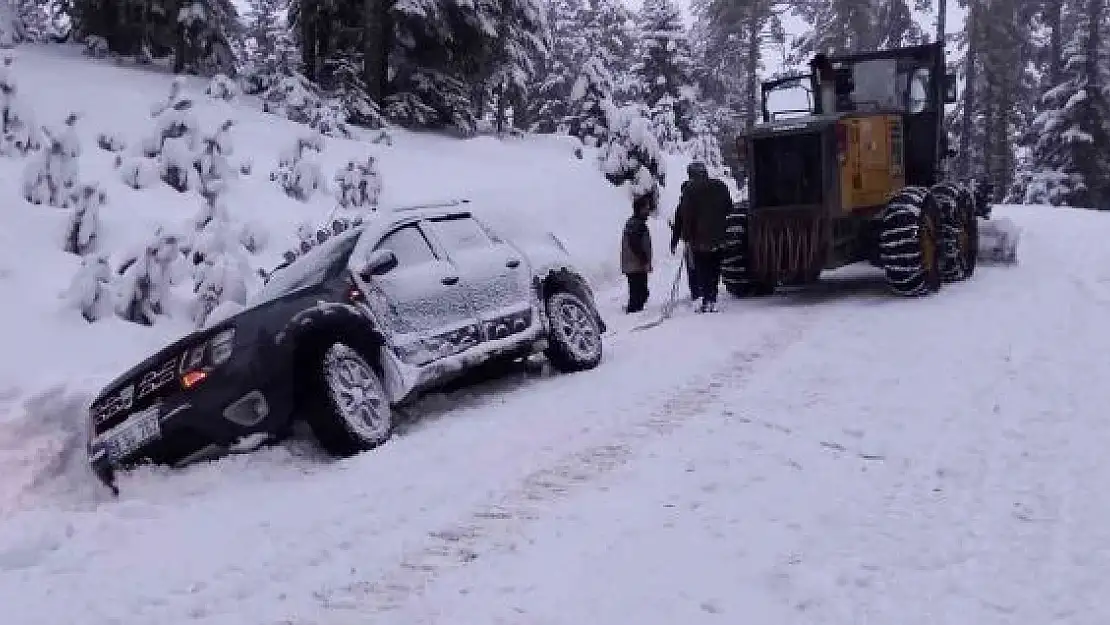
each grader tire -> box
[932,181,978,282]
[721,209,774,297]
[879,187,943,296]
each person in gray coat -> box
[621,194,654,313]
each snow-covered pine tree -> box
[0,0,27,47]
[599,101,667,204]
[524,0,587,132]
[1011,0,1110,208]
[65,254,112,322]
[23,113,80,207]
[0,54,40,155]
[567,54,615,146]
[15,0,58,43]
[525,0,636,132]
[62,183,106,255]
[792,0,928,60]
[240,0,294,94]
[174,0,242,76]
[649,94,684,151]
[633,0,697,140]
[483,0,550,132]
[951,0,1035,200]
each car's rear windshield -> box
[251,229,362,304]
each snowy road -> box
[4,206,1110,624]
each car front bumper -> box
[86,356,295,494]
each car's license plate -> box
[103,405,161,460]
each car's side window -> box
[428,216,493,252]
[375,225,437,268]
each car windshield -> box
[764,77,814,121]
[251,228,363,305]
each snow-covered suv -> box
[87,201,606,493]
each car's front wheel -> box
[307,341,393,456]
[544,290,603,372]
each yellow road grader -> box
[722,41,1014,298]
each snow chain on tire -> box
[878,186,942,297]
[721,208,772,297]
[931,181,977,282]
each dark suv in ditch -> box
[87,200,607,493]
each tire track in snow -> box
[311,310,817,619]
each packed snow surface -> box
[0,46,1108,625]
[3,202,1110,624]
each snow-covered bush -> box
[113,230,182,326]
[189,216,251,328]
[118,156,160,189]
[142,79,201,158]
[83,35,109,58]
[64,255,112,322]
[194,119,236,193]
[0,55,41,156]
[62,184,106,255]
[23,113,80,207]
[238,220,268,253]
[97,132,126,153]
[206,74,239,102]
[599,102,667,205]
[134,79,208,192]
[262,71,352,138]
[270,134,324,201]
[334,156,382,210]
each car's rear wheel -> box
[307,341,393,456]
[544,290,603,372]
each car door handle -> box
[441,275,460,285]
[505,258,521,268]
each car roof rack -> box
[388,198,471,212]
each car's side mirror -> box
[943,73,958,103]
[359,249,398,279]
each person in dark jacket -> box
[621,194,653,313]
[670,161,732,312]
[670,180,700,301]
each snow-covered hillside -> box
[3,42,1110,625]
[0,43,691,394]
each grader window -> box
[751,133,824,208]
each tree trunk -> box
[1083,0,1105,206]
[1046,1,1063,86]
[362,0,388,102]
[744,3,761,128]
[957,0,979,179]
[301,2,316,81]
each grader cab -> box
[722,42,993,297]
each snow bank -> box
[0,44,701,506]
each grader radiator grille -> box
[749,212,829,285]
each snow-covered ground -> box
[2,44,1110,625]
